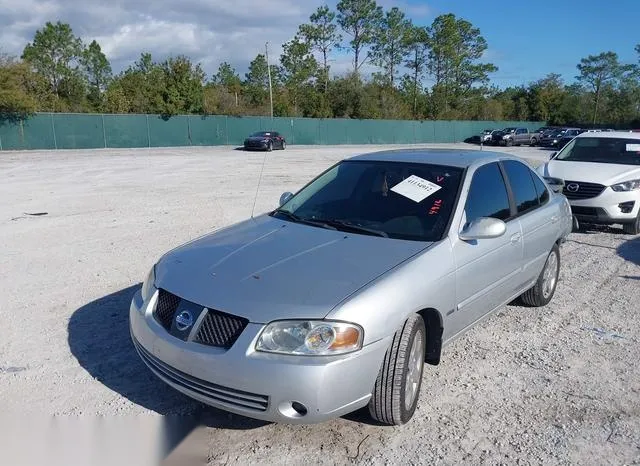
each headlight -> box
[256,320,363,356]
[611,179,640,192]
[141,265,156,302]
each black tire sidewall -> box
[398,317,426,424]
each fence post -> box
[225,116,229,146]
[51,113,58,149]
[101,113,107,148]
[146,114,151,148]
[0,130,3,151]
[187,114,192,145]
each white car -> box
[536,131,640,235]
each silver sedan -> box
[129,149,573,425]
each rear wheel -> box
[622,213,640,235]
[281,141,287,150]
[368,314,426,426]
[267,141,273,152]
[520,244,560,307]
[530,137,538,146]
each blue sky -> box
[1,0,638,89]
[408,0,640,87]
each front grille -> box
[154,289,180,330]
[194,311,248,348]
[571,206,599,216]
[563,180,605,200]
[133,338,269,412]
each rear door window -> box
[502,160,539,215]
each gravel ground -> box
[1,143,639,465]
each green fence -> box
[0,113,545,151]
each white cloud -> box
[0,0,320,76]
[1,0,434,78]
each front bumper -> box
[244,142,269,150]
[568,189,640,225]
[539,140,559,147]
[129,289,389,424]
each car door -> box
[516,128,528,144]
[501,159,558,289]
[449,162,524,338]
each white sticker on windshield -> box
[626,144,640,152]
[390,175,442,203]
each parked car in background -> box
[537,131,640,234]
[480,129,495,143]
[555,128,584,149]
[499,127,539,146]
[130,149,572,426]
[540,129,567,148]
[534,126,557,134]
[244,131,287,151]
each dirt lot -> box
[1,143,639,465]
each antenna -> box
[250,42,273,219]
[250,143,269,219]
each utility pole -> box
[265,41,274,119]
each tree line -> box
[1,0,639,126]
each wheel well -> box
[416,308,443,366]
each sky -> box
[1,0,638,89]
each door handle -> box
[510,233,522,244]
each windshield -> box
[250,131,272,137]
[503,127,516,132]
[273,160,464,241]
[556,137,640,165]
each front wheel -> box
[267,142,273,152]
[368,314,426,426]
[530,138,538,146]
[622,213,640,235]
[281,141,287,150]
[520,244,560,307]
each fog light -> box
[291,402,308,416]
[619,201,635,214]
[278,401,309,418]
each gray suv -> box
[500,127,538,146]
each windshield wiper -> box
[316,219,389,238]
[272,209,337,230]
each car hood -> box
[540,159,640,185]
[154,215,431,323]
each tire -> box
[520,244,560,307]
[622,213,640,235]
[531,138,538,146]
[281,141,287,150]
[267,142,273,152]
[506,139,513,147]
[368,314,426,426]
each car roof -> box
[575,131,640,140]
[347,148,520,169]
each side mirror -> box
[459,217,507,241]
[543,177,564,194]
[279,192,294,207]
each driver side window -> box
[464,162,511,225]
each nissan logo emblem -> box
[175,310,194,331]
[566,183,580,193]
